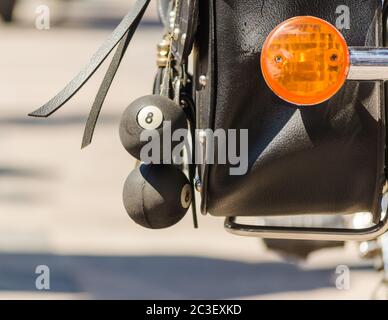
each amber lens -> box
[261,16,350,106]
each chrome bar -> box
[349,47,388,80]
[224,214,388,241]
[350,47,388,66]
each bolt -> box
[181,33,187,45]
[199,75,207,87]
[173,28,180,41]
[195,179,203,193]
[275,56,283,63]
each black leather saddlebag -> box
[196,0,386,218]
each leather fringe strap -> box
[29,0,151,146]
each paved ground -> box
[0,0,386,300]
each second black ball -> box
[123,164,193,229]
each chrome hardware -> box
[198,75,207,88]
[225,214,388,241]
[157,36,171,68]
[194,179,203,193]
[348,47,388,80]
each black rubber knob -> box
[123,164,193,229]
[119,95,187,162]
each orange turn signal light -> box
[261,16,350,106]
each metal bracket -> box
[225,214,388,241]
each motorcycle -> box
[29,0,388,298]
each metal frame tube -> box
[349,47,388,80]
[225,215,388,241]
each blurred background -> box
[0,0,384,299]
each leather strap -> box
[29,0,151,119]
[81,19,139,149]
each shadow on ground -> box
[0,253,372,299]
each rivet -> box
[173,28,181,41]
[195,179,203,193]
[181,33,187,45]
[199,75,208,87]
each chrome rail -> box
[349,47,388,80]
[225,215,388,241]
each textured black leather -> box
[199,0,386,218]
[29,0,150,118]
